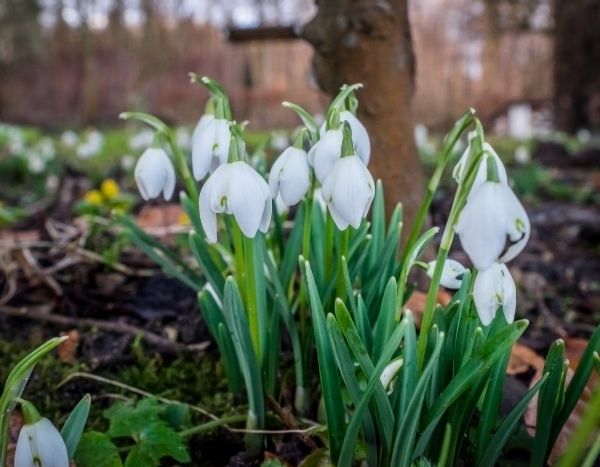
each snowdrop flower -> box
[28,155,46,174]
[427,259,466,289]
[270,131,289,152]
[453,143,507,198]
[322,155,374,230]
[268,147,310,206]
[473,262,516,325]
[456,181,530,270]
[307,128,343,184]
[319,111,370,163]
[191,115,231,180]
[15,417,69,467]
[199,161,271,243]
[274,194,289,215]
[175,127,192,150]
[61,130,78,148]
[380,358,403,391]
[134,148,175,201]
[129,128,155,151]
[514,145,530,165]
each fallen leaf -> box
[58,329,80,363]
[404,290,452,327]
[507,343,545,375]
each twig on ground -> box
[0,304,209,354]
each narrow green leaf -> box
[367,180,385,270]
[478,375,547,467]
[391,329,445,467]
[373,278,398,363]
[61,394,92,460]
[531,339,567,467]
[190,232,225,298]
[301,260,346,463]
[280,202,305,288]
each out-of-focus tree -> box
[553,0,600,132]
[0,0,42,64]
[302,0,424,229]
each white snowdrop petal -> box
[268,151,287,199]
[312,129,343,184]
[500,264,517,323]
[15,418,69,467]
[192,114,214,145]
[228,163,268,238]
[473,266,499,326]
[162,153,176,201]
[380,358,403,390]
[277,148,310,206]
[498,185,530,263]
[428,259,466,289]
[213,119,231,166]
[134,148,170,201]
[199,177,219,243]
[456,183,507,270]
[192,120,217,180]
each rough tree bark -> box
[302,0,424,231]
[553,0,600,132]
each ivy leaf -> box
[74,432,123,467]
[124,423,190,467]
[105,398,163,438]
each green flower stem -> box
[231,221,247,300]
[20,400,41,425]
[416,140,485,371]
[243,235,262,361]
[179,414,248,438]
[336,229,350,298]
[166,132,198,202]
[403,109,475,260]
[324,214,335,279]
[299,196,314,338]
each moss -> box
[0,337,235,435]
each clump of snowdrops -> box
[117,75,600,466]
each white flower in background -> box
[199,161,272,243]
[61,130,78,148]
[473,262,516,325]
[38,138,56,161]
[175,127,191,150]
[455,181,530,271]
[514,145,530,165]
[270,131,290,152]
[191,115,231,180]
[453,142,507,198]
[8,128,25,154]
[427,259,466,289]
[319,111,370,164]
[129,128,155,151]
[121,154,136,170]
[76,130,104,159]
[134,147,175,201]
[313,188,327,212]
[274,193,289,215]
[28,155,46,174]
[380,358,403,391]
[14,417,69,467]
[268,147,310,206]
[307,128,343,184]
[414,124,429,149]
[322,155,374,230]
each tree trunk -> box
[301,0,424,231]
[553,0,600,133]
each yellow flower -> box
[178,212,190,225]
[84,190,103,206]
[101,179,120,200]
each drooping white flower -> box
[268,147,311,206]
[321,155,375,230]
[380,358,403,391]
[427,259,466,289]
[199,161,272,243]
[134,147,176,201]
[473,262,516,325]
[455,181,530,270]
[15,418,69,467]
[319,111,370,163]
[453,142,507,198]
[307,128,343,184]
[191,115,231,180]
